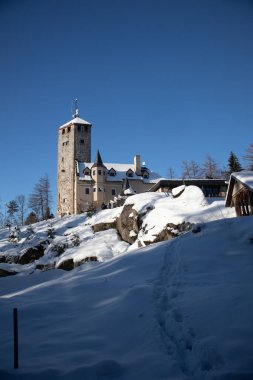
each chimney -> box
[134,155,141,176]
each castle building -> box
[57,107,162,216]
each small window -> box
[85,126,88,132]
[126,169,134,178]
[77,125,81,131]
[93,170,95,175]
[62,129,65,134]
[85,188,89,195]
[98,170,102,175]
[98,187,103,192]
[103,171,106,175]
[83,167,91,176]
[80,139,84,144]
[108,168,116,177]
[112,189,116,196]
[93,188,96,192]
[62,157,64,162]
[67,126,71,133]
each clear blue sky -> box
[0,0,252,213]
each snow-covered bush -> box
[8,228,20,243]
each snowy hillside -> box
[1,187,253,379]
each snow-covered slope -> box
[0,187,251,379]
[0,187,235,274]
[1,215,253,379]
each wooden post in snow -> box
[13,308,19,369]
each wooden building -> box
[149,179,228,198]
[225,171,253,216]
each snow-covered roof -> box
[225,170,253,207]
[59,116,91,129]
[77,162,163,183]
[231,170,253,190]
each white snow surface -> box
[0,188,252,379]
[172,184,185,197]
[59,116,91,128]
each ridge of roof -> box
[59,116,91,129]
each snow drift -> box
[0,215,253,379]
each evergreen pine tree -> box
[6,200,19,225]
[228,151,242,174]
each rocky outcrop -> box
[57,256,98,271]
[0,268,17,277]
[57,258,74,271]
[116,200,193,246]
[35,263,55,271]
[18,242,48,264]
[92,221,116,233]
[116,204,141,244]
[141,222,193,245]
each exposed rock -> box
[192,224,202,233]
[167,222,192,235]
[18,242,48,265]
[0,268,17,277]
[116,199,194,246]
[92,221,116,233]
[0,256,6,263]
[80,256,98,264]
[57,258,74,271]
[51,243,66,256]
[116,204,140,244]
[35,263,55,271]
[141,222,193,245]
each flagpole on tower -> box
[72,98,79,118]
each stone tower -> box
[57,105,92,216]
[91,150,107,205]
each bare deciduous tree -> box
[167,167,175,179]
[181,160,201,179]
[16,195,27,226]
[0,198,5,227]
[181,161,192,179]
[28,175,52,221]
[243,142,253,170]
[202,155,221,179]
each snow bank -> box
[137,186,234,243]
[0,216,253,379]
[88,207,123,226]
[57,229,129,265]
[124,192,166,213]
